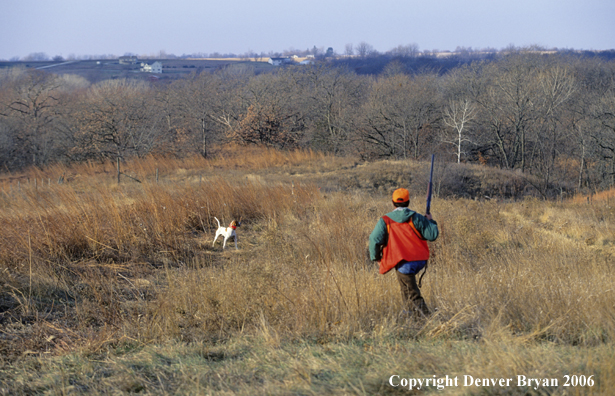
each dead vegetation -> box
[1,146,614,394]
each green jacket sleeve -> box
[412,213,439,241]
[368,218,387,261]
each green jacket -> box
[369,207,439,261]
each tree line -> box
[1,49,615,196]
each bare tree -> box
[382,60,407,77]
[442,98,476,163]
[344,43,354,57]
[228,70,306,148]
[168,69,248,157]
[590,90,615,187]
[532,64,576,191]
[356,42,375,58]
[389,43,419,58]
[299,64,367,154]
[567,58,614,190]
[171,73,221,158]
[22,52,50,61]
[0,69,63,167]
[468,53,543,171]
[362,73,440,159]
[71,79,164,160]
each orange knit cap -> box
[392,188,409,203]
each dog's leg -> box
[212,231,222,247]
[212,218,222,247]
[234,233,238,250]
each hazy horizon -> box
[1,0,614,60]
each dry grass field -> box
[1,146,614,395]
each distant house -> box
[140,61,162,73]
[268,57,294,66]
[119,56,138,64]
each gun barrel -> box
[426,154,435,215]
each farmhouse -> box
[268,57,294,66]
[140,61,162,73]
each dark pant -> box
[395,270,430,316]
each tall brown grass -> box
[572,186,615,205]
[1,146,614,394]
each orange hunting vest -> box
[379,215,430,275]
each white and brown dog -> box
[212,217,241,250]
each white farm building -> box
[140,61,162,73]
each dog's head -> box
[229,220,241,229]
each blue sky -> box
[1,0,614,59]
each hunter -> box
[369,188,439,317]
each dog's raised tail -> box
[214,216,221,228]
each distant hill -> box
[330,49,615,75]
[0,58,275,83]
[3,49,614,82]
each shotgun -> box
[417,154,435,289]
[426,154,435,215]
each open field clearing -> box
[1,146,614,394]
